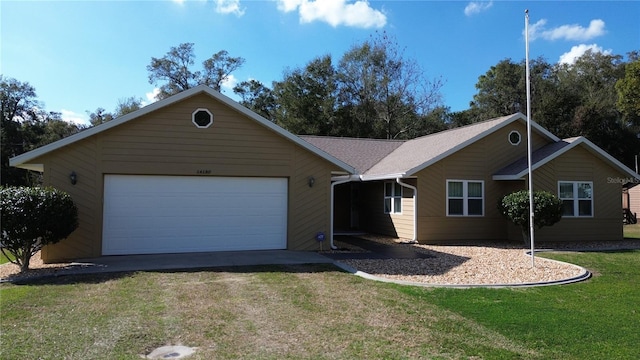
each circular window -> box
[509,130,521,146]
[192,108,213,128]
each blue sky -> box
[1,1,638,126]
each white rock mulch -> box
[336,236,640,287]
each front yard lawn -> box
[624,223,640,239]
[1,251,639,359]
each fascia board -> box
[209,87,356,174]
[10,86,206,169]
[495,137,640,181]
[404,113,559,177]
[577,138,640,180]
[360,173,407,181]
[404,113,524,176]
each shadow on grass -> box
[5,263,342,286]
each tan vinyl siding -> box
[415,123,548,243]
[98,94,294,177]
[288,147,334,251]
[38,138,101,261]
[528,145,625,241]
[359,181,415,239]
[34,93,339,261]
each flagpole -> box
[525,9,535,267]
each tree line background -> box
[2,32,639,186]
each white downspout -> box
[396,178,418,243]
[330,175,360,249]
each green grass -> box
[398,250,640,360]
[624,223,640,238]
[1,252,639,359]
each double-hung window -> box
[384,181,402,214]
[558,181,593,217]
[447,180,484,216]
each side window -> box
[384,181,402,214]
[447,180,484,216]
[559,181,593,217]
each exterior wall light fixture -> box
[70,171,77,185]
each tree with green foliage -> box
[616,58,640,126]
[114,96,142,117]
[1,76,82,186]
[0,186,79,272]
[273,55,339,135]
[233,79,276,121]
[336,32,443,139]
[497,190,563,246]
[468,50,639,169]
[1,76,38,186]
[147,43,245,99]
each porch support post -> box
[396,178,418,242]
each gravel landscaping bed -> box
[335,235,640,286]
[0,252,77,283]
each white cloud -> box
[464,1,493,17]
[60,109,90,126]
[220,74,238,93]
[172,0,244,16]
[141,88,161,106]
[276,0,386,29]
[559,44,612,65]
[528,19,606,42]
[215,0,245,16]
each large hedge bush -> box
[497,190,563,246]
[0,186,78,272]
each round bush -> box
[0,186,78,271]
[497,190,563,245]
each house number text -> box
[197,169,212,174]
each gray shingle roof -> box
[493,138,578,179]
[300,113,588,180]
[300,136,404,174]
[363,114,526,178]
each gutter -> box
[396,178,418,242]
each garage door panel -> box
[102,175,287,255]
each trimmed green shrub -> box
[497,190,563,246]
[0,186,78,272]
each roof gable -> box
[10,85,355,174]
[494,136,640,181]
[362,113,559,179]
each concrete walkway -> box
[4,250,335,282]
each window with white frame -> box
[384,181,402,214]
[447,180,484,216]
[558,181,593,217]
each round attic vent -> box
[192,108,213,128]
[508,130,521,146]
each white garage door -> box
[102,175,288,255]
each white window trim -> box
[446,180,485,217]
[384,181,403,215]
[558,181,594,218]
